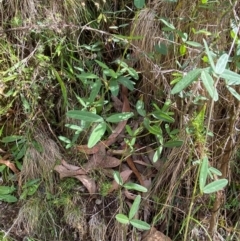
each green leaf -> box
[0,194,18,203]
[185,41,203,48]
[130,219,151,230]
[215,53,229,75]
[171,69,201,94]
[227,86,240,100]
[154,43,168,55]
[88,122,107,148]
[134,0,145,9]
[117,76,135,91]
[89,79,102,103]
[78,72,99,79]
[95,60,109,69]
[1,135,24,143]
[203,179,228,194]
[136,100,146,117]
[159,18,175,30]
[123,183,148,192]
[152,110,175,123]
[67,110,103,122]
[199,156,209,193]
[153,146,163,162]
[113,171,123,185]
[180,44,187,56]
[58,136,71,144]
[129,195,141,219]
[116,214,129,224]
[203,39,215,71]
[52,68,68,109]
[106,112,134,123]
[208,167,222,176]
[163,140,183,147]
[0,186,15,195]
[221,69,240,85]
[201,70,218,101]
[109,79,119,96]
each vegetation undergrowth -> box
[1,0,240,241]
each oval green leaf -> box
[1,135,24,143]
[159,18,175,30]
[163,140,183,148]
[134,0,145,9]
[199,156,208,193]
[123,183,147,192]
[130,219,151,230]
[186,41,203,48]
[113,171,123,185]
[116,214,129,224]
[201,70,218,101]
[136,100,146,117]
[215,53,229,75]
[208,167,222,176]
[227,86,240,101]
[129,195,141,219]
[67,110,103,122]
[0,186,15,195]
[88,122,107,148]
[153,146,163,162]
[106,112,134,123]
[203,179,228,194]
[221,69,240,85]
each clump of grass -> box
[19,126,61,193]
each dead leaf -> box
[0,159,19,174]
[75,175,96,195]
[142,227,172,241]
[124,189,136,200]
[61,159,83,171]
[54,164,86,178]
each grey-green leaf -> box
[113,171,123,186]
[123,183,147,192]
[215,53,229,75]
[130,219,151,230]
[159,18,175,30]
[203,39,215,71]
[116,214,129,224]
[171,69,201,94]
[199,156,208,193]
[201,70,218,101]
[203,179,228,194]
[221,69,240,85]
[227,86,240,100]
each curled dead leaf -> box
[0,159,19,174]
[75,175,96,195]
[54,164,86,178]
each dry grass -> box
[19,126,61,192]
